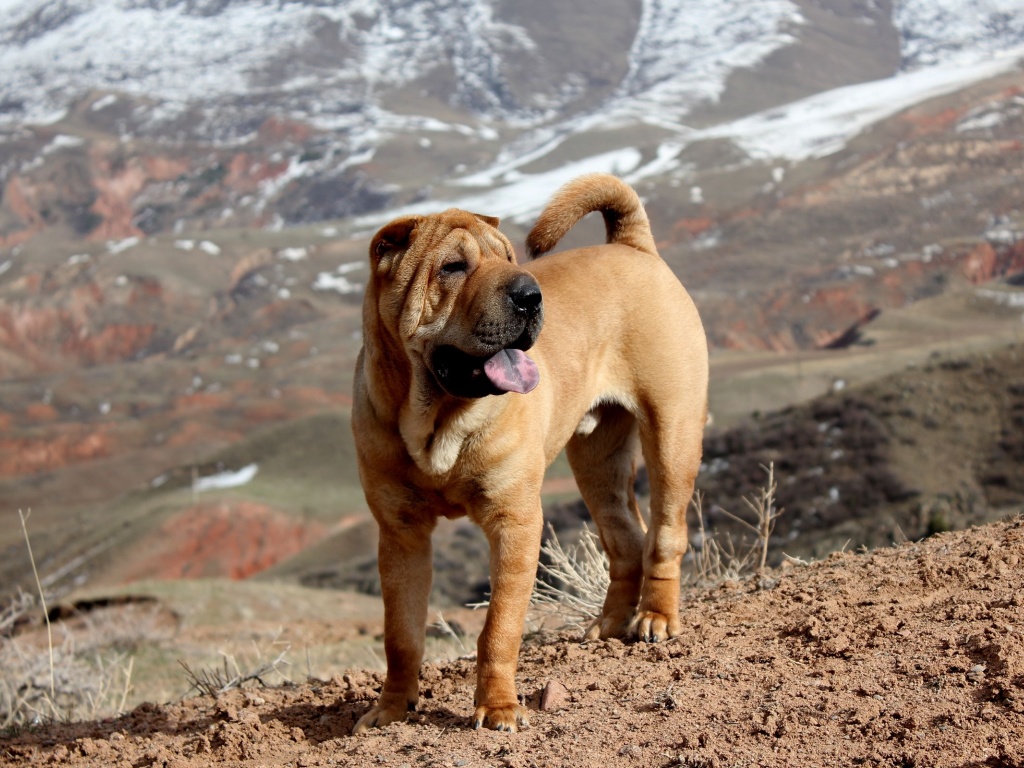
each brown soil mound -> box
[5,517,1023,767]
[697,343,1024,561]
[111,501,328,582]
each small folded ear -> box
[370,217,418,271]
[471,212,500,228]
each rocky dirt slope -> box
[4,517,1022,768]
[696,341,1024,561]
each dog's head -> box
[367,209,543,399]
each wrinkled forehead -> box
[416,210,513,259]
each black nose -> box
[507,274,542,314]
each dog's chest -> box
[399,399,493,477]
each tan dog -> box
[351,173,708,733]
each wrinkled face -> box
[369,209,544,398]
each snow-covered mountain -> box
[3,0,1020,141]
[1,0,1023,233]
[1,0,803,131]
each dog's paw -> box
[632,610,681,643]
[352,698,413,734]
[472,703,530,732]
[584,613,632,641]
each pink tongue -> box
[483,349,540,394]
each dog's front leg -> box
[472,505,543,732]
[353,515,435,734]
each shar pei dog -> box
[351,173,708,733]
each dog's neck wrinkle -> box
[398,372,447,460]
[399,387,499,477]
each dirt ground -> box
[4,517,1023,768]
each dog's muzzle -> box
[431,274,544,399]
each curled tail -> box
[525,173,658,259]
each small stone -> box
[757,576,779,591]
[540,680,570,712]
[234,708,261,726]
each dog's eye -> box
[440,261,468,275]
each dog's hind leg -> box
[566,405,647,641]
[634,406,704,642]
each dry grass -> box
[430,612,470,658]
[0,627,134,728]
[1,510,135,729]
[689,462,783,584]
[527,525,610,629]
[526,464,784,628]
[179,630,293,698]
[0,590,34,637]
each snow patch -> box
[895,0,1024,69]
[43,134,84,154]
[314,273,362,295]
[193,464,259,493]
[278,247,308,262]
[976,288,1024,308]
[986,227,1022,245]
[958,111,1006,132]
[694,48,1024,161]
[106,237,140,254]
[91,94,118,111]
[313,261,364,294]
[372,148,643,226]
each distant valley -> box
[1,0,1023,613]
